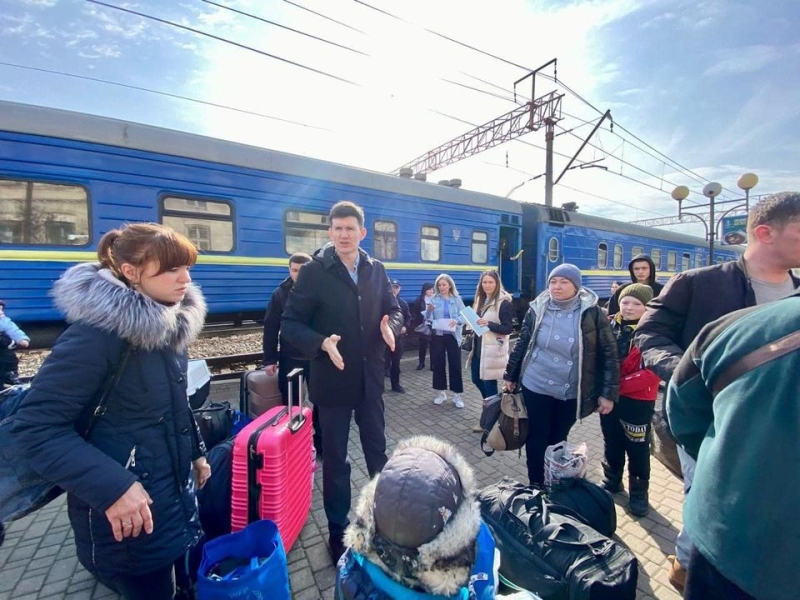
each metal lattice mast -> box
[392,91,564,177]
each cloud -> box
[703,45,781,77]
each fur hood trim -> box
[344,435,481,596]
[52,262,206,352]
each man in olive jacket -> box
[282,201,403,564]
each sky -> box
[1,0,799,239]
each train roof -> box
[0,100,521,215]
[522,201,745,250]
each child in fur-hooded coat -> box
[335,435,538,600]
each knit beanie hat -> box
[548,263,582,292]
[618,283,653,306]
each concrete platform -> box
[1,351,684,599]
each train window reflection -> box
[0,179,89,246]
[421,225,440,262]
[650,248,662,270]
[613,244,623,269]
[471,231,488,263]
[162,196,233,251]
[631,245,644,258]
[284,210,328,255]
[373,220,397,261]
[668,251,677,271]
[597,243,608,269]
[548,237,559,262]
[682,253,691,271]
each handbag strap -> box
[712,330,800,397]
[82,346,132,438]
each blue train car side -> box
[0,101,742,328]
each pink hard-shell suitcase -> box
[231,368,314,550]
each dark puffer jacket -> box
[504,288,619,418]
[12,263,207,579]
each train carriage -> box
[0,101,741,331]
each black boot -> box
[601,461,623,493]
[629,476,649,517]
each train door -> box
[538,225,564,295]
[498,225,521,296]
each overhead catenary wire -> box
[0,61,334,131]
[283,0,367,34]
[86,0,360,86]
[199,0,368,56]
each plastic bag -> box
[544,441,588,491]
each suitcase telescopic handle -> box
[286,367,306,432]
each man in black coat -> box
[607,254,664,315]
[281,201,403,564]
[262,251,322,454]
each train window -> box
[373,220,397,261]
[162,196,233,252]
[695,253,703,268]
[650,248,662,270]
[283,210,329,255]
[421,225,440,262]
[471,231,489,263]
[0,178,89,246]
[631,245,644,258]
[682,253,691,271]
[667,251,677,271]
[613,244,623,269]
[548,237,559,262]
[597,243,608,268]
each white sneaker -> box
[453,394,465,409]
[433,391,447,405]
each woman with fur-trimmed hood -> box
[335,435,538,600]
[12,224,208,599]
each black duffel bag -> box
[479,478,638,600]
[193,401,234,450]
[545,478,617,538]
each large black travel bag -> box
[546,478,617,538]
[479,479,638,600]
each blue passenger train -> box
[0,101,741,328]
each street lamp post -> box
[672,175,758,266]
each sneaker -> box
[667,554,686,593]
[452,394,465,409]
[433,391,446,405]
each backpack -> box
[481,391,528,456]
[479,479,637,600]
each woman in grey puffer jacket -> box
[13,224,208,599]
[503,264,619,486]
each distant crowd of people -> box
[6,191,800,600]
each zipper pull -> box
[124,446,137,469]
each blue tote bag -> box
[197,519,290,600]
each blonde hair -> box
[97,223,198,285]
[434,273,460,298]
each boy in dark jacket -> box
[600,284,660,517]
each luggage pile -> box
[479,478,638,600]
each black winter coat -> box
[281,246,403,408]
[12,264,207,579]
[262,276,305,364]
[607,254,664,314]
[635,257,800,382]
[504,288,619,419]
